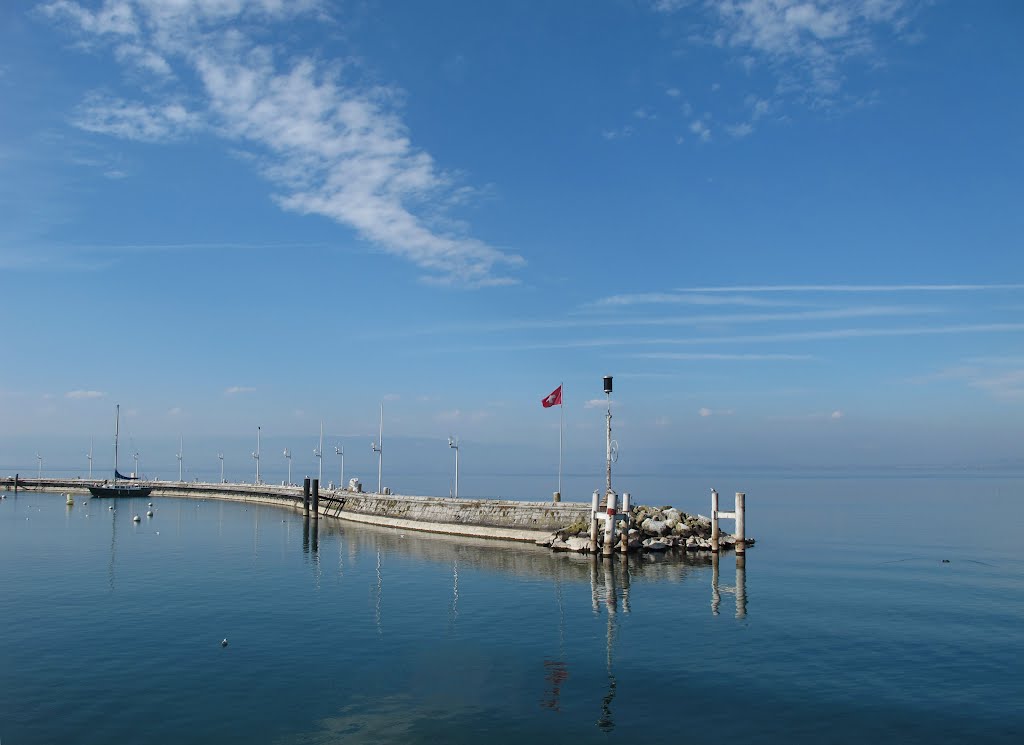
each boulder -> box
[564,536,591,552]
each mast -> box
[114,404,120,484]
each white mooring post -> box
[620,492,630,554]
[711,489,746,553]
[602,491,617,557]
[710,489,720,552]
[589,489,602,552]
[590,490,601,553]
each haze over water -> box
[2,471,1021,744]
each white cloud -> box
[689,119,712,142]
[225,386,255,395]
[726,122,754,138]
[678,283,1024,293]
[699,407,735,417]
[42,0,523,287]
[699,407,712,417]
[831,410,843,419]
[73,95,202,142]
[708,0,917,101]
[584,399,614,409]
[168,406,182,416]
[383,393,401,402]
[66,389,105,399]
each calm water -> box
[1,475,1022,744]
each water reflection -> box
[711,552,748,619]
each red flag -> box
[542,385,562,408]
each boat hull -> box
[88,484,153,498]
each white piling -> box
[710,489,720,552]
[735,492,746,555]
[589,490,600,553]
[620,492,630,554]
[603,491,617,557]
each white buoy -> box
[148,502,153,507]
[66,494,74,506]
[221,638,228,647]
[108,505,113,510]
[132,514,141,522]
[147,510,153,517]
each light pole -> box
[603,375,616,497]
[176,435,183,482]
[448,436,460,499]
[218,452,225,483]
[252,425,261,484]
[133,450,140,479]
[283,448,292,486]
[36,453,42,480]
[335,444,345,491]
[87,438,93,479]
[371,402,383,493]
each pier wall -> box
[1,477,589,542]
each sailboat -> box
[88,404,153,499]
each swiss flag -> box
[542,385,562,408]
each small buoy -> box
[108,505,113,510]
[148,502,153,507]
[942,559,951,563]
[132,514,141,522]
[147,511,153,517]
[221,638,229,647]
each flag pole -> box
[558,381,563,498]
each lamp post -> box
[314,421,324,485]
[283,448,292,486]
[252,426,261,484]
[36,453,42,480]
[335,444,345,491]
[604,375,615,497]
[87,438,93,479]
[133,450,140,479]
[371,402,383,494]
[176,435,183,482]
[218,452,225,483]
[448,436,460,499]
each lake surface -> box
[1,474,1022,744]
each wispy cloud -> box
[66,389,104,399]
[479,323,1024,352]
[636,352,813,361]
[698,407,735,417]
[707,0,917,102]
[677,283,1024,293]
[41,0,523,287]
[225,386,255,395]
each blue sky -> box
[1,0,1023,480]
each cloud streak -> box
[41,0,523,287]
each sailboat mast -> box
[114,404,120,484]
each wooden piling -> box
[312,478,320,520]
[303,477,310,517]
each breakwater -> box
[0,476,590,542]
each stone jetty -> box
[536,503,755,554]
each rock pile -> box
[536,504,754,554]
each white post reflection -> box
[589,556,632,732]
[711,552,748,619]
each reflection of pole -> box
[711,551,721,616]
[597,556,617,732]
[736,554,747,619]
